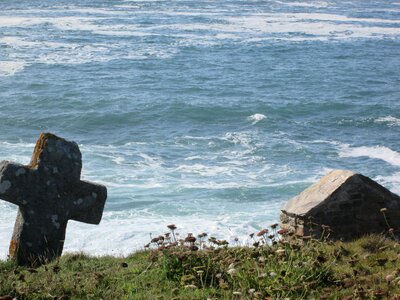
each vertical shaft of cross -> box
[10,210,68,265]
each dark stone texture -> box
[0,133,107,266]
[280,170,400,241]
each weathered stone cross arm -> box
[0,133,107,266]
[70,181,107,224]
[0,161,32,207]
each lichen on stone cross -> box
[0,133,107,266]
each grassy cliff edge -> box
[0,232,399,300]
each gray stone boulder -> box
[280,170,400,240]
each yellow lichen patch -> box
[29,133,64,168]
[9,239,18,258]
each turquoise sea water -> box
[0,0,399,257]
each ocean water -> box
[0,0,399,258]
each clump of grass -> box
[359,234,391,253]
[155,237,333,298]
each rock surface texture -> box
[280,170,400,240]
[0,133,107,265]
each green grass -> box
[0,234,399,299]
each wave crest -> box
[247,113,266,125]
[375,116,400,127]
[339,144,400,167]
[0,61,26,77]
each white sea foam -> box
[0,16,46,27]
[123,0,161,2]
[0,36,74,48]
[180,135,216,141]
[288,13,400,23]
[112,156,125,165]
[0,35,117,65]
[375,116,400,127]
[37,45,114,65]
[160,13,400,39]
[93,180,165,189]
[224,132,254,147]
[179,182,263,189]
[0,141,36,149]
[184,155,202,161]
[375,172,400,194]
[339,144,400,167]
[0,9,399,70]
[137,153,164,168]
[247,113,266,125]
[0,205,17,260]
[1,34,175,67]
[4,13,175,32]
[65,7,129,16]
[219,13,400,40]
[0,61,26,76]
[0,11,399,46]
[176,164,235,177]
[276,1,330,8]
[0,15,146,37]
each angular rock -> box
[280,170,400,240]
[0,133,107,265]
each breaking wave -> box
[339,144,400,167]
[248,113,266,125]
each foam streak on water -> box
[0,0,399,258]
[339,144,400,167]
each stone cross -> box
[0,133,107,266]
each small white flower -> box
[233,291,242,296]
[227,268,237,276]
[184,284,197,289]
